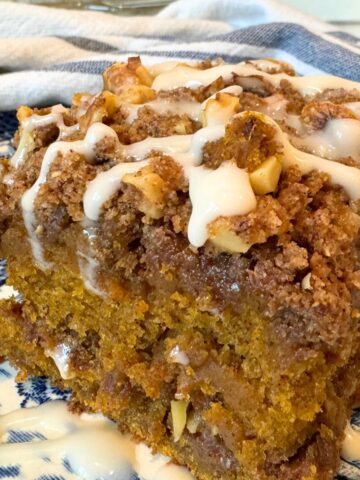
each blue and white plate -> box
[0,361,359,480]
[0,114,359,480]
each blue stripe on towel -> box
[215,23,360,80]
[52,23,360,81]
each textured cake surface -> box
[1,57,360,480]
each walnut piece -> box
[122,166,166,219]
[171,399,188,442]
[103,56,154,95]
[208,218,252,253]
[200,92,240,127]
[249,155,282,195]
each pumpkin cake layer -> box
[1,57,360,480]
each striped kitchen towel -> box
[0,0,359,112]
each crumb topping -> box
[2,56,360,355]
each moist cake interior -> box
[1,57,360,480]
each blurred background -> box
[0,0,359,32]
[285,0,360,34]
[0,0,358,35]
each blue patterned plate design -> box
[0,114,359,480]
[0,360,360,479]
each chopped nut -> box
[208,219,252,253]
[249,155,282,195]
[103,62,136,94]
[102,91,121,115]
[186,411,201,434]
[201,93,240,127]
[123,169,164,204]
[174,121,188,135]
[17,106,33,123]
[103,58,154,95]
[169,345,189,366]
[72,92,93,108]
[35,225,44,236]
[171,400,188,442]
[175,392,185,400]
[210,229,252,254]
[234,74,274,96]
[301,272,312,290]
[118,85,156,105]
[79,91,120,131]
[249,58,295,76]
[122,167,165,219]
[135,64,153,87]
[139,200,163,219]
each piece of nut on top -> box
[17,105,34,123]
[200,92,241,127]
[171,399,189,442]
[103,56,154,95]
[79,90,121,131]
[249,154,282,195]
[208,217,252,254]
[223,111,283,194]
[122,164,166,220]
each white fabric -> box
[0,2,232,38]
[159,0,331,32]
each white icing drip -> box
[123,135,193,161]
[59,123,80,139]
[294,76,360,97]
[253,112,360,201]
[10,118,44,169]
[135,443,193,480]
[170,346,190,366]
[83,124,227,228]
[293,119,360,162]
[0,400,193,480]
[84,160,148,221]
[21,122,119,268]
[83,122,243,250]
[24,224,52,270]
[207,85,243,97]
[184,125,225,166]
[11,106,79,168]
[78,250,105,297]
[51,104,68,114]
[187,162,256,247]
[286,114,305,134]
[92,125,223,170]
[125,100,202,124]
[124,85,243,125]
[22,112,63,130]
[45,344,74,380]
[152,62,360,97]
[152,63,257,91]
[283,143,360,200]
[147,61,192,77]
[342,423,360,461]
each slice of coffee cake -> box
[1,57,360,479]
